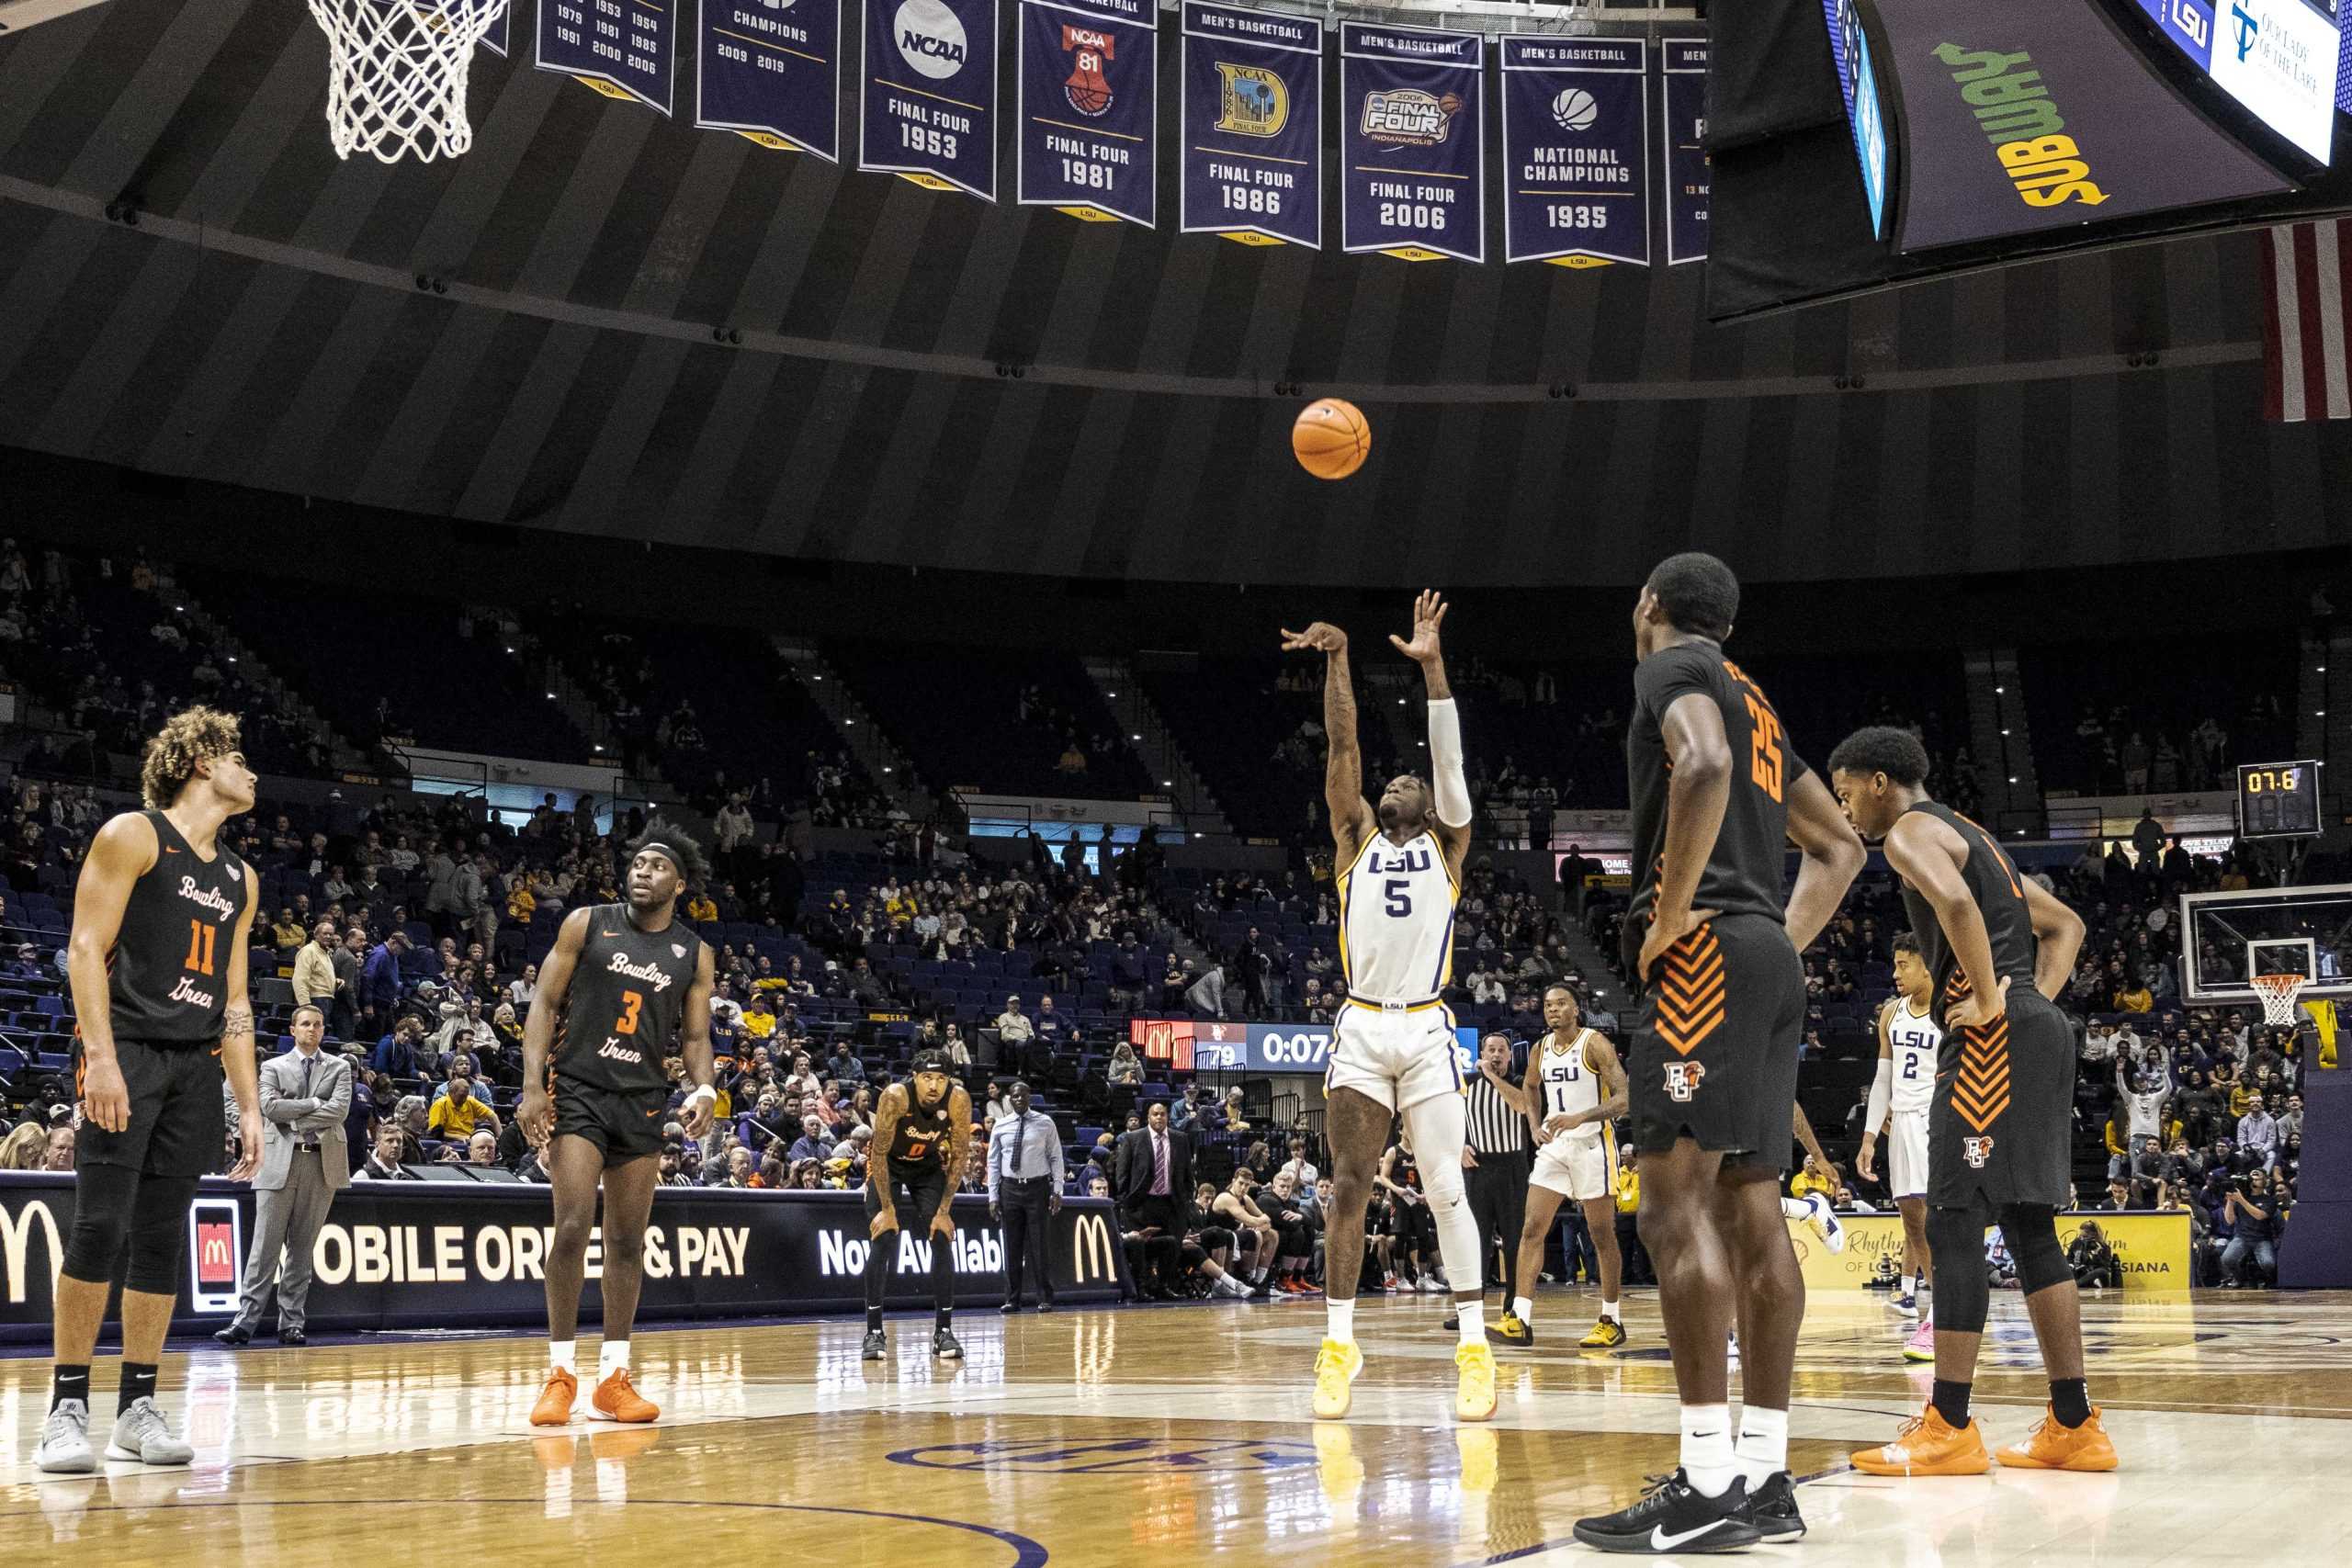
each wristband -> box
[686,1084,717,1109]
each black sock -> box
[51,1365,90,1411]
[119,1363,159,1415]
[2050,1377,2091,1428]
[866,1305,885,1333]
[1930,1378,1972,1429]
[865,1223,892,1331]
[933,1235,956,1330]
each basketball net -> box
[308,0,506,164]
[2248,972,2310,1028]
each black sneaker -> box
[1731,1471,1804,1540]
[933,1326,965,1360]
[1572,1470,1761,1555]
[861,1330,887,1361]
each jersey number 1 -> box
[614,989,642,1033]
[1744,696,1785,802]
[183,919,218,976]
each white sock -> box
[599,1339,629,1378]
[1328,1298,1356,1345]
[1680,1404,1738,1497]
[1735,1404,1790,1491]
[1601,1299,1620,1325]
[549,1339,577,1374]
[1512,1295,1533,1325]
[1457,1300,1486,1346]
[1781,1196,1811,1220]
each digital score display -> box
[2236,759,2324,837]
[2134,0,2341,163]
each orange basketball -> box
[1293,398,1371,480]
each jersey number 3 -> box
[1744,696,1785,802]
[614,989,642,1033]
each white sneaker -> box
[1216,1275,1251,1299]
[105,1398,194,1466]
[1802,1193,1846,1254]
[34,1400,95,1474]
[1417,1276,1442,1294]
[1894,1291,1919,1317]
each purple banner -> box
[537,0,675,114]
[1500,35,1647,267]
[483,0,511,58]
[695,0,842,158]
[1879,0,2290,252]
[1180,1,1321,248]
[1339,21,1484,263]
[1016,0,1158,226]
[1660,35,1706,265]
[859,0,998,199]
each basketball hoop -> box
[307,0,506,164]
[2248,972,2311,1027]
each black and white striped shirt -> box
[1465,1068,1527,1156]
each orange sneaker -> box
[1849,1405,1992,1476]
[1995,1406,2119,1471]
[590,1368,659,1424]
[530,1368,578,1427]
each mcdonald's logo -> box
[0,1198,62,1305]
[1070,1212,1116,1284]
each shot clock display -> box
[2237,760,2324,838]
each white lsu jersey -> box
[1885,996,1940,1115]
[1535,1028,1602,1139]
[1337,830,1458,1004]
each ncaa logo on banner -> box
[896,0,967,78]
[1062,25,1115,115]
[1070,1212,1117,1282]
[1361,88,1460,146]
[1215,62,1287,135]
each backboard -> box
[2180,883,2352,1007]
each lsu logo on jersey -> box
[1962,1135,1996,1169]
[1216,62,1288,137]
[1662,1061,1706,1102]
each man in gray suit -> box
[217,1005,353,1347]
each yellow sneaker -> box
[1995,1406,2120,1472]
[1312,1337,1364,1419]
[1486,1312,1533,1348]
[1454,1340,1498,1422]
[1578,1315,1627,1349]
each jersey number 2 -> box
[183,919,218,976]
[614,989,643,1033]
[1744,696,1785,802]
[1385,879,1412,918]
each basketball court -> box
[3,1289,2347,1564]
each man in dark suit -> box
[1114,1100,1193,1293]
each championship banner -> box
[1785,1212,2189,1295]
[537,0,676,114]
[1500,35,1648,268]
[696,0,842,158]
[1017,0,1158,225]
[860,0,998,198]
[1660,35,1707,265]
[1180,0,1321,248]
[483,0,511,58]
[1339,21,1485,264]
[0,1174,1126,1338]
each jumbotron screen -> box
[2132,0,2345,162]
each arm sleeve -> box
[1426,698,1471,829]
[1866,1057,1893,1135]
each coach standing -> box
[1459,1033,1532,1341]
[217,1004,352,1347]
[989,1081,1066,1312]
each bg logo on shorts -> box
[1661,1061,1705,1102]
[1962,1135,1996,1168]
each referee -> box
[1457,1032,1535,1346]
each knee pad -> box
[2000,1204,2071,1296]
[123,1174,197,1296]
[1927,1205,1991,1335]
[1419,1159,1466,1212]
[60,1163,139,1285]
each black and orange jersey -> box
[1625,642,1806,930]
[107,810,249,1046]
[884,1081,956,1175]
[552,904,703,1096]
[1894,800,2041,1029]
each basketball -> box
[1293,398,1371,480]
[1552,87,1600,130]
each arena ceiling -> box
[3,0,2350,587]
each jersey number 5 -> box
[1744,696,1785,802]
[1385,879,1412,918]
[614,989,643,1033]
[183,919,218,976]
